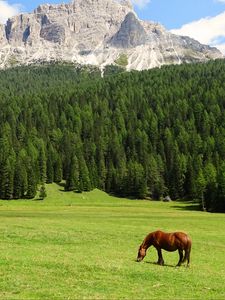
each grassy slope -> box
[0,184,224,299]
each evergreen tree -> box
[97,150,106,190]
[2,158,14,199]
[39,140,47,184]
[204,162,217,211]
[215,163,225,212]
[65,154,80,191]
[46,145,55,183]
[196,169,207,211]
[54,155,63,183]
[39,184,47,200]
[13,158,28,199]
[26,164,37,199]
[125,161,147,199]
[79,156,91,192]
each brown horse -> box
[137,230,192,267]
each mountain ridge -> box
[0,0,223,70]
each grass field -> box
[0,183,224,299]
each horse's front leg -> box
[176,249,183,267]
[157,248,164,266]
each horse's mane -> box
[141,232,154,248]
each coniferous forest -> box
[1,60,225,212]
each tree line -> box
[0,60,225,212]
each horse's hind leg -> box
[183,248,191,267]
[186,248,191,267]
[176,249,183,266]
[182,252,186,263]
[157,248,164,266]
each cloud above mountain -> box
[0,0,22,24]
[171,11,225,54]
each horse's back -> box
[154,230,188,240]
[151,231,177,251]
[153,230,191,250]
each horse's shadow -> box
[145,261,175,268]
[134,260,176,268]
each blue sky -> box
[135,0,225,29]
[1,0,225,53]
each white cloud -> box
[216,0,225,3]
[171,11,225,54]
[131,0,151,9]
[0,1,22,24]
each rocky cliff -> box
[0,0,223,70]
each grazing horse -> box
[137,230,192,267]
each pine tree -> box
[97,150,106,190]
[125,161,147,199]
[46,157,54,183]
[39,184,47,200]
[79,156,91,192]
[39,140,47,184]
[88,157,98,189]
[106,160,116,193]
[204,162,217,211]
[65,154,80,191]
[170,145,187,199]
[2,158,14,199]
[13,159,28,199]
[215,162,225,212]
[196,169,207,211]
[26,165,37,199]
[54,155,63,183]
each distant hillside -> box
[0,60,225,212]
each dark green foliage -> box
[54,155,63,183]
[103,65,125,76]
[79,155,91,192]
[39,140,47,184]
[214,162,225,212]
[1,61,225,211]
[65,154,80,191]
[26,164,37,199]
[39,184,47,200]
[124,161,147,199]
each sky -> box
[1,0,225,53]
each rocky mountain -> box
[0,0,223,70]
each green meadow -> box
[0,184,224,299]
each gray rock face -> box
[0,24,6,43]
[110,12,147,48]
[40,23,65,44]
[0,0,223,70]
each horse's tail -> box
[183,235,192,267]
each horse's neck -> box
[142,234,153,249]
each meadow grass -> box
[0,183,224,299]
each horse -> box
[136,230,192,267]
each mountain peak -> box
[0,0,223,70]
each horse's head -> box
[136,246,146,262]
